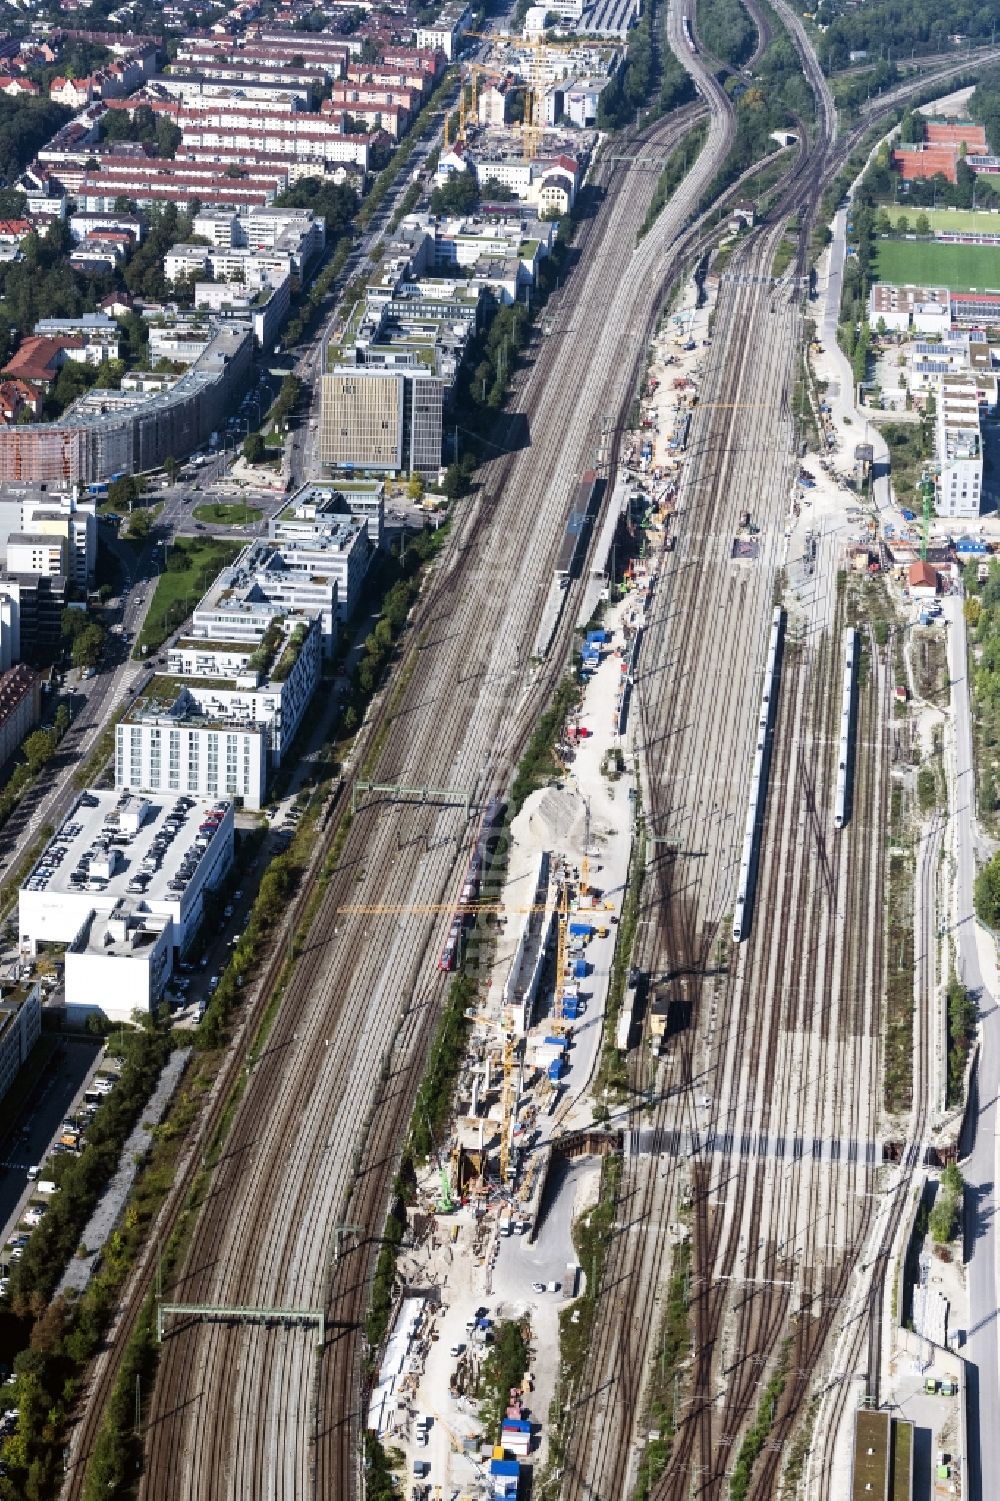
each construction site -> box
[363,538,661,1497]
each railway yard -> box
[41,2,1000,1500]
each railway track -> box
[62,83,742,1501]
[60,10,987,1497]
[554,0,927,1492]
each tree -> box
[243,431,266,465]
[974,851,1000,927]
[896,214,910,236]
[407,474,424,501]
[164,456,179,485]
[429,172,480,215]
[22,729,55,774]
[61,607,87,643]
[107,475,140,511]
[94,359,125,390]
[72,623,105,668]
[915,212,931,236]
[125,510,151,541]
[441,464,467,500]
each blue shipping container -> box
[574,958,588,978]
[547,1059,562,1080]
[568,921,592,936]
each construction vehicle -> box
[438,1166,455,1213]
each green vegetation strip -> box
[633,1239,692,1500]
[960,563,1000,834]
[929,1162,965,1245]
[638,122,709,241]
[0,1024,176,1496]
[728,1339,791,1500]
[946,974,976,1109]
[885,849,914,1116]
[190,502,264,526]
[478,1320,531,1438]
[697,0,758,68]
[136,536,244,657]
[509,675,580,814]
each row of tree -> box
[812,0,1000,74]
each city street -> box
[947,594,1000,1501]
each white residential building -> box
[117,699,269,809]
[936,374,985,518]
[0,982,41,1103]
[164,609,324,766]
[0,488,96,587]
[6,534,65,578]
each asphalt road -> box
[948,592,999,1501]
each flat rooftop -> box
[23,790,232,909]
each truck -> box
[563,1263,579,1298]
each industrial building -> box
[19,791,235,1016]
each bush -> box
[974,852,1000,928]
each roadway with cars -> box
[948,596,1000,1501]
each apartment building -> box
[937,374,985,518]
[0,663,39,768]
[0,325,252,485]
[273,480,385,550]
[0,489,96,588]
[417,3,472,60]
[0,982,40,1104]
[165,244,293,290]
[117,695,269,808]
[164,592,325,766]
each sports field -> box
[874,237,1000,291]
[884,205,1000,234]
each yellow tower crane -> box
[458,61,504,139]
[499,1019,520,1186]
[461,32,621,158]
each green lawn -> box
[135,536,244,657]
[191,502,264,526]
[885,206,1000,234]
[874,237,1000,292]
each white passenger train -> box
[732,607,784,944]
[834,628,858,831]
